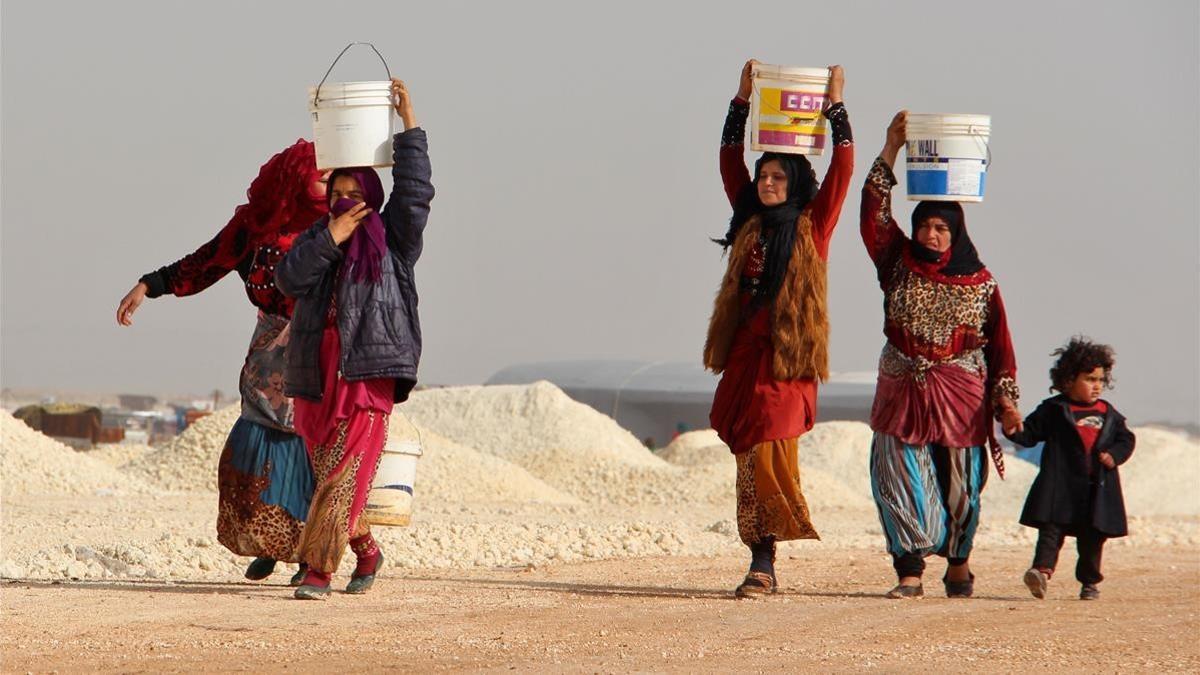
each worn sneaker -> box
[345,551,384,595]
[885,583,924,599]
[294,584,331,600]
[1023,568,1048,599]
[1080,583,1100,600]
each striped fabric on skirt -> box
[869,433,986,560]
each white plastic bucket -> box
[750,64,831,155]
[904,113,991,202]
[307,43,396,171]
[308,80,396,171]
[364,438,422,527]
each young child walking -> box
[1004,337,1135,600]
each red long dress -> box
[292,300,395,574]
[707,97,853,545]
[709,99,854,454]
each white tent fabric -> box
[486,360,875,447]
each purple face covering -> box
[329,168,387,283]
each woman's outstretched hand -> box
[881,110,908,168]
[391,78,417,130]
[827,65,844,104]
[737,59,759,101]
[117,282,148,326]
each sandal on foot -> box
[1023,568,1048,599]
[345,551,384,595]
[244,557,277,581]
[943,572,975,598]
[885,583,924,599]
[1079,583,1100,601]
[734,571,777,599]
[289,564,309,587]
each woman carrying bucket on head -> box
[276,78,433,600]
[116,140,328,586]
[705,59,853,598]
[860,111,1021,599]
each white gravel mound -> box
[402,382,665,469]
[657,430,727,466]
[122,405,241,492]
[414,428,580,505]
[4,380,1194,582]
[89,443,155,469]
[0,411,155,496]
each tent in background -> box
[486,360,876,447]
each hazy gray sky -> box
[2,1,1198,424]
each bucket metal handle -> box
[313,42,393,106]
[395,409,423,453]
[969,124,992,167]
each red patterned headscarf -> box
[233,139,329,249]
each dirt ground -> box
[2,546,1196,673]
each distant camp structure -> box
[13,403,111,449]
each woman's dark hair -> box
[713,153,818,249]
[1049,336,1115,393]
[710,153,818,304]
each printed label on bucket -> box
[770,88,826,114]
[906,157,987,198]
[752,87,827,153]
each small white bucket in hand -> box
[364,438,422,527]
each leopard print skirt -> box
[216,418,313,562]
[295,410,389,574]
[735,437,820,546]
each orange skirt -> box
[735,438,819,545]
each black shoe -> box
[244,557,277,581]
[885,583,924,599]
[943,572,975,598]
[345,551,384,595]
[1080,583,1100,600]
[1023,568,1048,599]
[289,564,308,587]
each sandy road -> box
[2,546,1196,673]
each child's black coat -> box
[1006,395,1135,537]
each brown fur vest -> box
[703,211,830,381]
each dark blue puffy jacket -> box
[276,128,433,403]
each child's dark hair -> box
[1048,336,1115,393]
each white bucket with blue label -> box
[364,433,422,527]
[905,113,991,202]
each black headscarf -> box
[714,152,819,302]
[909,201,985,277]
